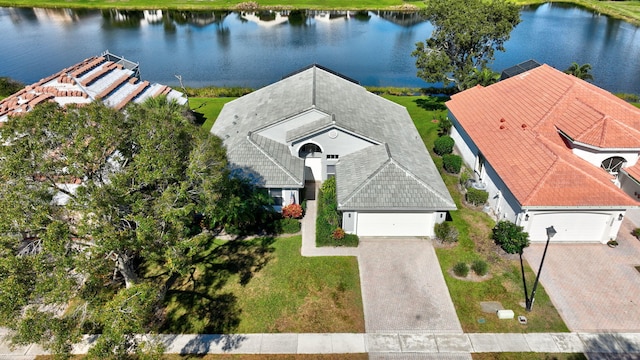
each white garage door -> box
[527,212,612,242]
[356,212,435,237]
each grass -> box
[385,94,569,333]
[0,0,424,11]
[159,235,364,333]
[190,97,235,132]
[511,0,640,26]
[0,0,638,25]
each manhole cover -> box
[478,318,486,324]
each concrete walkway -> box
[3,332,640,357]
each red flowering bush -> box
[282,203,303,219]
[331,227,345,240]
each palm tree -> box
[564,62,594,82]
[462,67,501,89]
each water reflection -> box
[1,5,639,93]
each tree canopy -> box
[491,220,530,254]
[0,99,269,358]
[412,0,520,90]
[564,62,594,82]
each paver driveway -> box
[358,237,463,334]
[523,217,640,332]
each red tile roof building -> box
[447,64,640,242]
[0,51,187,122]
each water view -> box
[1,4,639,93]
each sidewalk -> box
[3,332,640,357]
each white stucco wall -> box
[571,145,639,169]
[291,127,375,159]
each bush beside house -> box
[442,154,462,174]
[434,135,455,155]
[466,187,489,206]
[316,177,359,247]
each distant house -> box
[211,65,456,237]
[0,52,187,204]
[447,63,640,243]
[0,51,187,123]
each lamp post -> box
[526,225,556,312]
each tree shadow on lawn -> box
[414,96,448,111]
[160,237,276,334]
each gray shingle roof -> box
[212,66,455,210]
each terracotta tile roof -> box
[447,64,639,208]
[0,53,187,122]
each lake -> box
[1,4,639,94]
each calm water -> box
[1,4,639,93]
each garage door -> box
[356,212,435,237]
[527,212,612,242]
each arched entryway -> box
[298,143,322,158]
[298,143,323,182]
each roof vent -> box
[499,125,506,130]
[500,118,506,123]
[521,123,527,129]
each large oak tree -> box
[0,98,254,358]
[412,0,521,90]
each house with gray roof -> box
[211,65,456,237]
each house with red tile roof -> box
[0,51,187,123]
[447,64,640,243]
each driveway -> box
[523,217,640,332]
[358,237,463,334]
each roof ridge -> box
[522,155,560,204]
[532,72,578,132]
[246,133,303,185]
[340,147,392,206]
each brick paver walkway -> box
[524,217,640,332]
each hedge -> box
[466,188,489,206]
[442,154,462,174]
[316,178,359,247]
[434,135,455,156]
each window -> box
[298,143,322,157]
[269,189,283,206]
[326,154,339,159]
[601,156,626,175]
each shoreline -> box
[0,0,638,26]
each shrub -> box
[633,228,640,239]
[471,260,488,276]
[434,136,455,156]
[453,262,469,277]
[278,218,301,234]
[342,233,359,247]
[492,220,530,254]
[282,203,303,219]
[459,167,473,186]
[332,227,345,240]
[437,116,452,136]
[442,154,462,174]
[434,222,459,243]
[466,188,488,206]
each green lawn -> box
[514,0,640,26]
[385,94,569,333]
[190,97,235,132]
[160,235,364,333]
[0,0,424,10]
